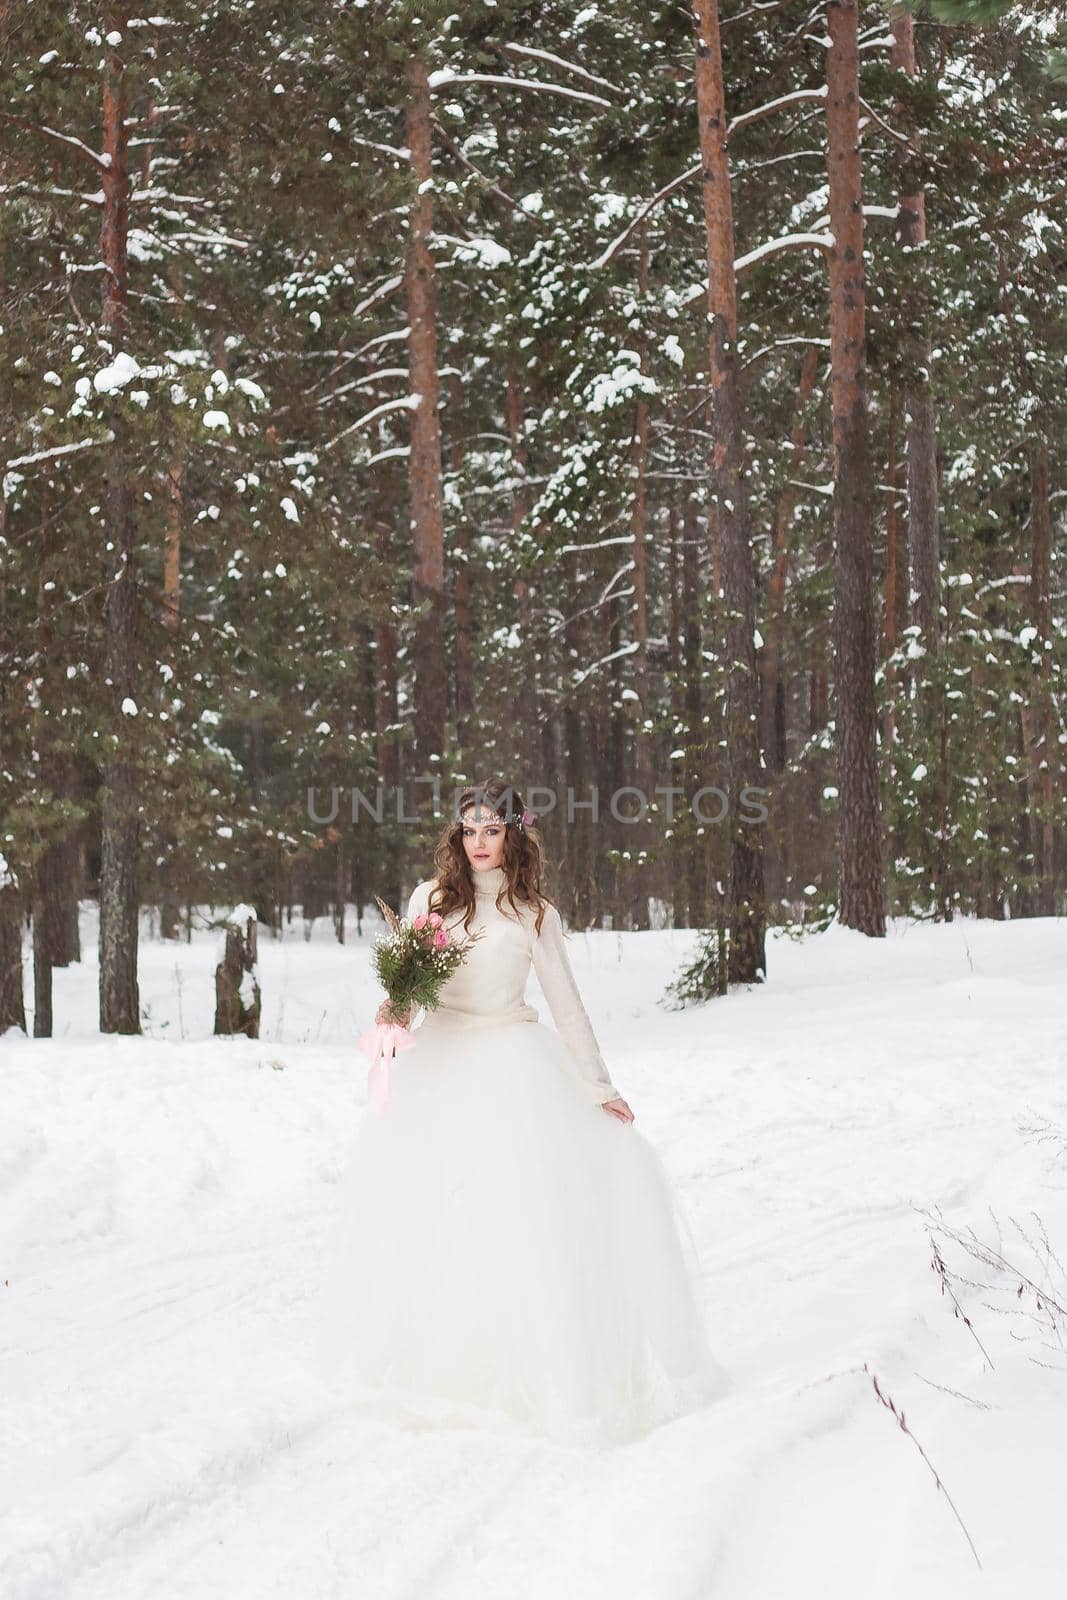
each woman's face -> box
[461,806,506,873]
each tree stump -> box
[214,906,261,1038]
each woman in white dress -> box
[312,779,732,1445]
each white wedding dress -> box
[311,865,732,1446]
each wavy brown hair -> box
[426,778,554,936]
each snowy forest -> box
[6,8,1067,1592]
[1,1,1064,1036]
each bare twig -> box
[929,1236,996,1368]
[864,1364,982,1569]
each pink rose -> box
[433,927,449,948]
[427,912,442,927]
[412,913,427,930]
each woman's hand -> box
[601,1096,634,1124]
[375,999,411,1028]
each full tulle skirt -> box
[308,1015,732,1446]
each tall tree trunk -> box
[761,343,821,775]
[98,15,141,1031]
[0,884,26,1035]
[1023,435,1055,914]
[683,497,707,928]
[604,587,632,930]
[0,436,22,1033]
[692,0,766,981]
[449,373,475,747]
[404,55,447,773]
[826,0,885,936]
[563,614,595,929]
[890,9,941,655]
[375,519,401,792]
[45,806,82,967]
[505,364,537,773]
[32,870,53,1038]
[164,442,182,636]
[882,388,902,774]
[629,227,652,930]
[158,440,184,940]
[667,503,686,924]
[34,483,81,971]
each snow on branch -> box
[587,164,701,270]
[678,230,834,307]
[352,274,404,321]
[427,69,613,110]
[166,228,252,251]
[315,367,409,408]
[364,444,411,467]
[500,44,627,101]
[6,435,112,473]
[0,112,109,170]
[742,334,831,369]
[323,395,419,454]
[586,85,833,271]
[351,133,411,162]
[734,231,835,276]
[0,182,104,206]
[556,535,636,554]
[858,97,915,151]
[598,562,638,605]
[721,0,799,24]
[787,477,834,498]
[571,638,640,689]
[726,86,827,141]
[806,203,899,230]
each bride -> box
[311,778,732,1445]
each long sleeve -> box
[398,882,432,1021]
[531,904,621,1107]
[406,881,430,921]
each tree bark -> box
[0,886,26,1035]
[404,55,447,773]
[32,874,52,1038]
[826,0,885,936]
[450,373,475,745]
[692,0,766,981]
[98,14,142,1031]
[682,497,707,928]
[667,503,686,924]
[628,226,652,930]
[761,343,821,774]
[158,440,184,941]
[1024,435,1055,914]
[890,9,941,655]
[505,364,537,771]
[372,425,402,797]
[631,224,651,741]
[563,613,595,929]
[882,388,902,773]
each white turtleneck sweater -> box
[405,865,621,1108]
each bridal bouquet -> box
[356,895,482,1111]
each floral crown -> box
[459,802,538,833]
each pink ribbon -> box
[356,1020,417,1111]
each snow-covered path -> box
[3,911,1066,1598]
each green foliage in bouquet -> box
[371,896,483,1021]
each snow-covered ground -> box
[3,905,1066,1599]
